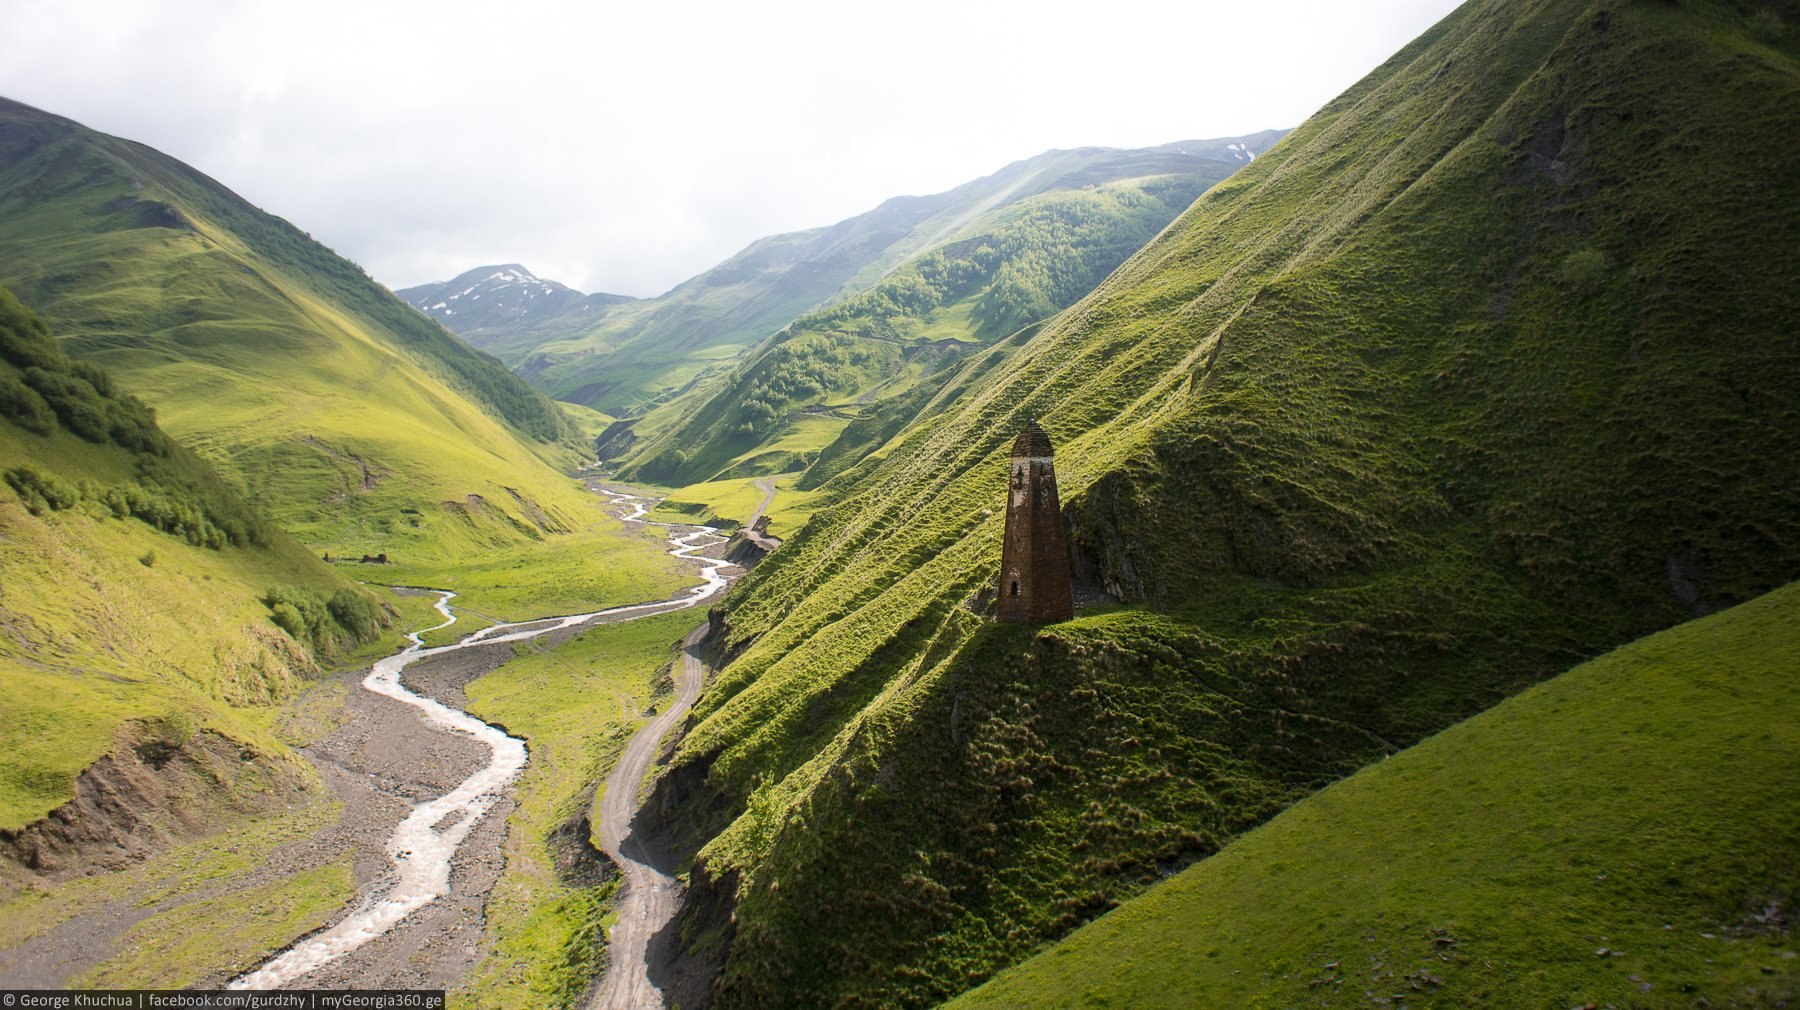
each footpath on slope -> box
[721,477,782,568]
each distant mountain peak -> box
[395,264,635,347]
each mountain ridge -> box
[614,168,1247,486]
[509,131,1286,416]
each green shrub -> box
[69,359,115,398]
[4,465,79,514]
[268,602,308,640]
[0,373,55,434]
[105,396,168,455]
[264,583,388,658]
[22,367,110,443]
[326,588,381,640]
[1559,247,1608,294]
[0,289,65,371]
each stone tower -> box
[996,421,1074,623]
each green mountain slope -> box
[949,581,1799,1009]
[516,135,1283,417]
[0,288,386,836]
[0,98,599,560]
[635,1,1800,1006]
[618,172,1232,487]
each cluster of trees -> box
[0,293,170,455]
[730,332,883,437]
[2,361,166,454]
[0,288,268,548]
[3,464,262,548]
[262,584,386,657]
[2,289,166,448]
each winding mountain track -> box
[748,477,777,528]
[731,476,783,557]
[590,622,708,1010]
[589,478,796,1009]
[229,487,732,991]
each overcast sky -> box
[3,0,1463,298]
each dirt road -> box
[590,622,709,1010]
[749,477,776,528]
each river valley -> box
[224,487,735,994]
[0,488,738,1000]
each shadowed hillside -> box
[632,0,1800,1006]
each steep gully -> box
[232,485,735,994]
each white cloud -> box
[0,0,1463,297]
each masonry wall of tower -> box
[996,423,1074,623]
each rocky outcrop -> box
[548,806,618,888]
[594,419,640,461]
[635,751,740,1010]
[722,517,781,568]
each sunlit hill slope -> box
[951,581,1798,1008]
[0,288,388,847]
[0,97,598,561]
[616,162,1263,487]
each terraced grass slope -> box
[0,98,598,560]
[639,1,1800,1006]
[0,288,387,837]
[618,170,1239,486]
[517,135,1282,418]
[949,581,1800,1009]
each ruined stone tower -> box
[996,421,1074,623]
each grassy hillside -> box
[642,474,824,538]
[0,97,604,561]
[0,288,389,834]
[518,136,1283,418]
[950,581,1799,1009]
[618,173,1229,487]
[634,1,1800,1006]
